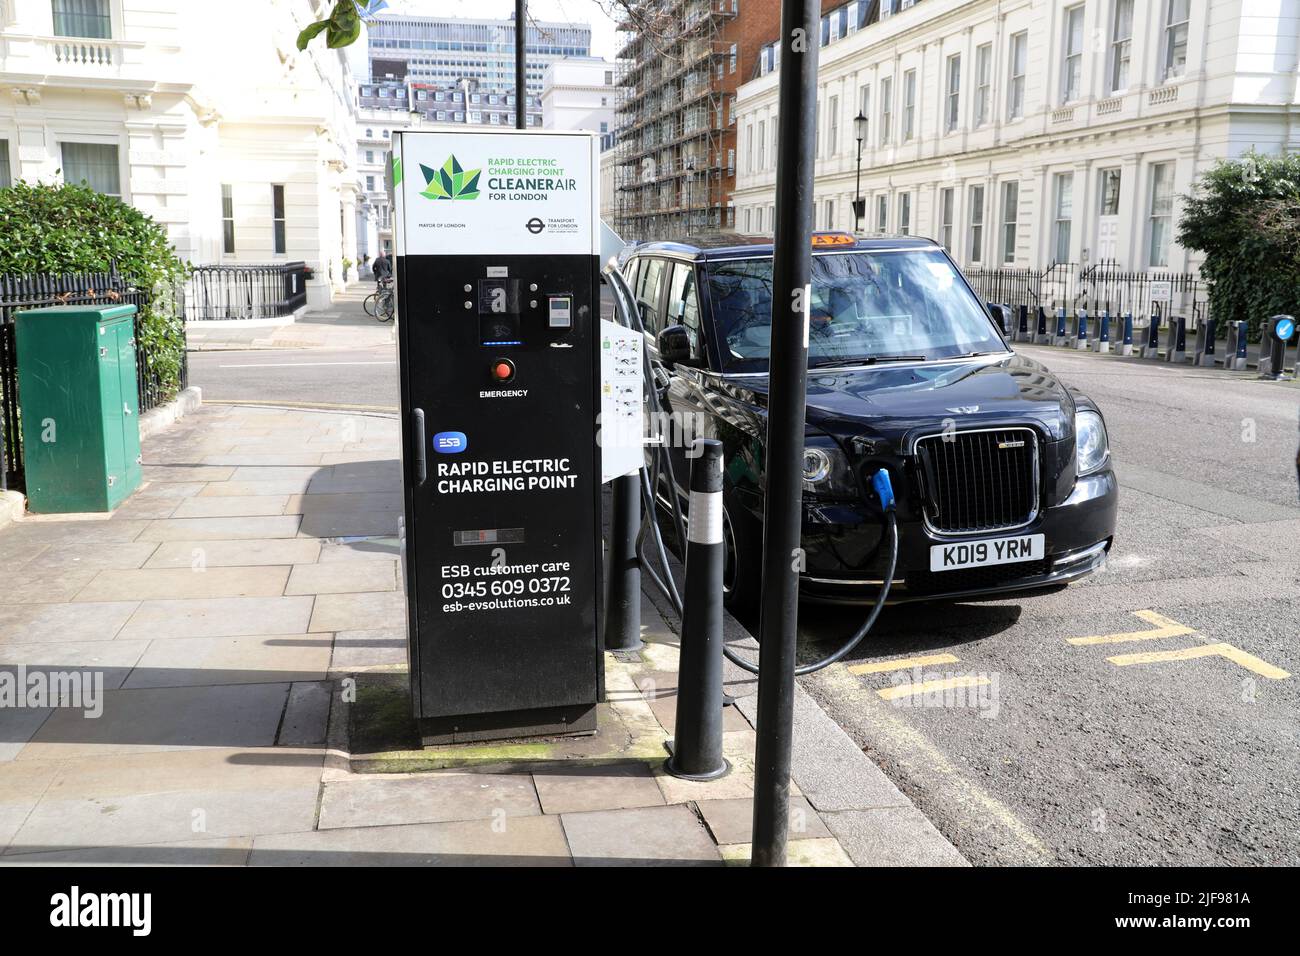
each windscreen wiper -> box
[812,355,926,368]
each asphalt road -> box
[188,345,399,410]
[795,346,1300,866]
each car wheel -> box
[722,493,761,615]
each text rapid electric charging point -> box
[392,129,604,744]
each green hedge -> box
[0,181,189,397]
[1179,151,1300,342]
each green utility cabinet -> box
[15,305,143,513]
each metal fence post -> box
[1074,308,1089,350]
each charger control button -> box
[491,358,516,383]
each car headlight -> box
[802,447,832,483]
[802,437,857,496]
[1075,410,1110,476]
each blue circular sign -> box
[1276,317,1295,342]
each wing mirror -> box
[987,303,1011,337]
[657,324,693,366]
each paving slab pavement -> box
[185,284,397,352]
[0,402,964,866]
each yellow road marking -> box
[1067,609,1195,646]
[877,675,991,700]
[1108,642,1291,680]
[849,652,961,675]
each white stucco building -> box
[731,0,1300,279]
[541,57,616,148]
[0,0,362,306]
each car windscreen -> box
[706,250,1007,373]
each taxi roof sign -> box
[811,232,857,247]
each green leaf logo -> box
[419,155,480,201]
[391,156,402,186]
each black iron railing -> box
[0,270,187,493]
[963,260,1209,329]
[1076,260,1208,328]
[962,262,1078,314]
[187,262,309,320]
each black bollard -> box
[603,471,642,652]
[665,437,729,781]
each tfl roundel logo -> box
[433,431,468,454]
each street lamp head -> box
[854,111,868,143]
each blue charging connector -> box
[872,468,896,512]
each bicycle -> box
[364,277,395,323]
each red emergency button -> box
[491,358,516,383]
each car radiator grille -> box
[913,427,1039,535]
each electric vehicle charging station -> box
[391,129,606,743]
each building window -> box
[880,76,893,146]
[858,83,870,143]
[1164,0,1190,80]
[969,184,985,263]
[744,207,752,234]
[1007,31,1027,120]
[272,184,287,255]
[899,193,911,235]
[221,184,235,255]
[824,198,834,230]
[1099,168,1122,216]
[729,43,737,73]
[52,0,111,38]
[366,175,376,191]
[365,150,374,163]
[0,139,10,189]
[828,94,839,154]
[1001,180,1019,264]
[1063,5,1085,103]
[745,124,753,172]
[939,187,954,252]
[60,142,119,196]
[757,119,766,169]
[1053,173,1074,263]
[876,194,888,233]
[975,44,992,127]
[1110,0,1134,92]
[1148,163,1174,267]
[945,55,961,132]
[903,70,916,141]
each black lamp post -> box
[685,158,695,235]
[852,111,867,232]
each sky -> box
[380,0,621,60]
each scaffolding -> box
[613,0,738,241]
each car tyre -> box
[722,492,761,615]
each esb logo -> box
[433,431,467,454]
